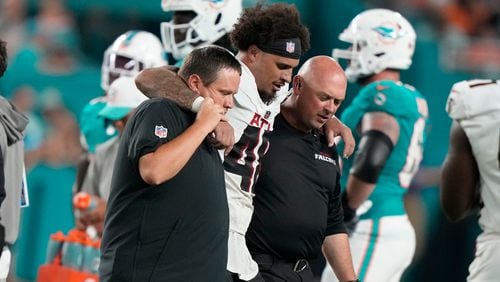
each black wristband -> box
[341,191,356,222]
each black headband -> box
[258,38,302,59]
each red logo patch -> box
[154,125,168,138]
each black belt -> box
[252,254,309,273]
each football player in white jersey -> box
[138,0,244,152]
[441,79,500,282]
[136,3,355,281]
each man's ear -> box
[292,75,302,95]
[187,74,202,93]
[247,45,261,63]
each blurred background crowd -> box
[0,0,498,281]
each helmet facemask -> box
[161,11,206,60]
[101,31,166,90]
[102,52,146,89]
[160,0,242,61]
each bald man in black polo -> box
[246,56,359,282]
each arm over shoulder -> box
[135,66,199,110]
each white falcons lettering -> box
[315,154,336,165]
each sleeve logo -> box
[286,41,296,53]
[154,125,168,138]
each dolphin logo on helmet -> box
[332,9,416,82]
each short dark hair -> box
[230,3,310,55]
[178,45,242,86]
[0,40,7,78]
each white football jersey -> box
[446,79,500,233]
[223,60,289,278]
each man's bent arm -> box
[345,112,399,209]
[135,66,199,110]
[139,99,224,185]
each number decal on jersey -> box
[224,126,269,193]
[399,98,427,188]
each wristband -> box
[191,96,204,113]
[341,191,356,222]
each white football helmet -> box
[333,9,416,82]
[101,30,166,90]
[160,0,242,60]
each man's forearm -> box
[322,233,357,282]
[135,66,198,110]
[346,176,376,209]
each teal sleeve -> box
[341,82,421,131]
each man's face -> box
[172,11,202,46]
[197,68,240,112]
[294,75,346,131]
[104,52,145,88]
[111,112,131,135]
[250,52,299,104]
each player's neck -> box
[280,104,311,133]
[236,51,248,65]
[361,70,400,86]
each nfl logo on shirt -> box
[286,41,295,53]
[155,125,168,138]
[264,111,271,119]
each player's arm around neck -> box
[135,66,199,110]
[440,121,480,222]
[346,112,399,209]
[139,98,226,186]
[136,66,236,152]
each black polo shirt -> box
[99,98,229,282]
[246,114,346,260]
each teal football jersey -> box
[340,80,429,218]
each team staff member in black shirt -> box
[99,46,241,282]
[246,56,359,282]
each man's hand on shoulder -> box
[208,121,235,156]
[324,116,355,159]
